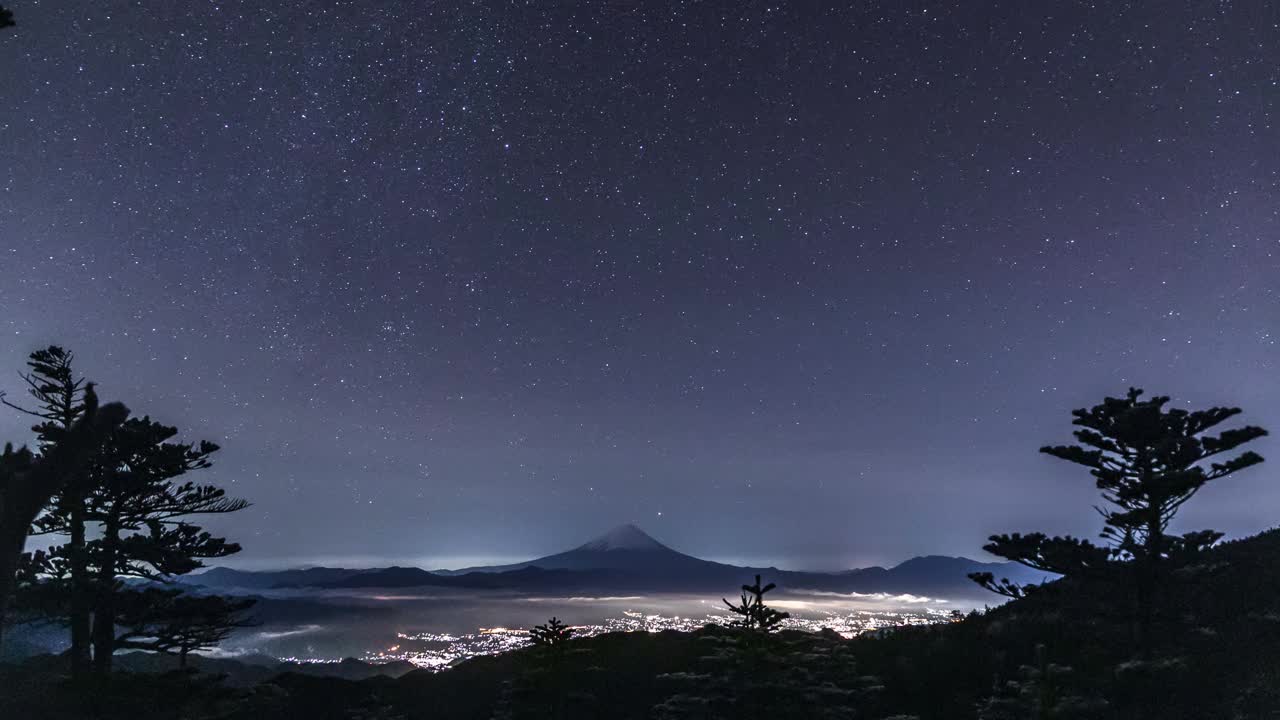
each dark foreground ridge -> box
[6,526,1280,719]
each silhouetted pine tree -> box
[968,389,1268,719]
[0,6,13,30]
[79,415,247,673]
[529,616,573,647]
[723,575,789,632]
[3,347,249,672]
[971,389,1266,638]
[0,382,127,653]
[2,347,96,673]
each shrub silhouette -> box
[723,575,789,632]
[530,616,573,647]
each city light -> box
[361,606,954,670]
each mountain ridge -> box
[189,524,1048,600]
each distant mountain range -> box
[190,524,1049,600]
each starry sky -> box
[1,1,1277,571]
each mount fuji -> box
[191,523,1049,600]
[440,523,721,576]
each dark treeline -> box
[0,347,254,678]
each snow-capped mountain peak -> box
[575,523,667,552]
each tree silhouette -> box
[0,6,13,31]
[530,616,573,647]
[80,415,247,673]
[0,387,128,652]
[3,347,96,673]
[971,388,1267,648]
[723,575,789,632]
[2,346,249,673]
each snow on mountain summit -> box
[575,523,668,552]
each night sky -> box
[1,1,1277,571]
